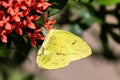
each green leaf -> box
[81,0,90,3]
[95,0,120,5]
[80,0,95,3]
[0,46,8,57]
[78,9,102,25]
[48,0,69,16]
[8,69,25,80]
[81,14,102,25]
[10,34,31,65]
[35,14,45,25]
[68,24,83,35]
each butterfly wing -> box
[54,30,92,61]
[36,29,92,70]
[36,30,71,69]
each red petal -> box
[0,10,4,20]
[42,2,52,10]
[44,24,50,30]
[40,0,45,2]
[1,35,7,43]
[31,39,36,47]
[36,10,43,14]
[7,7,14,16]
[1,1,8,8]
[47,20,57,25]
[37,34,45,40]
[5,30,12,34]
[15,27,22,35]
[34,29,42,33]
[23,20,27,26]
[8,0,14,4]
[20,9,30,17]
[5,23,12,30]
[28,21,36,29]
[30,15,40,21]
[15,16,20,22]
[0,21,5,26]
[21,5,27,10]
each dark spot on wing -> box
[61,45,65,48]
[72,40,77,45]
[53,43,56,45]
[58,37,60,39]
[76,49,80,51]
[50,37,53,39]
[45,47,48,50]
[56,51,67,56]
[53,62,58,65]
[56,52,63,55]
[48,58,50,61]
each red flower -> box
[0,13,10,27]
[23,16,40,29]
[44,13,57,30]
[14,22,23,35]
[35,0,52,14]
[0,0,54,47]
[7,4,21,22]
[0,28,12,43]
[27,29,44,47]
[0,9,4,20]
[0,0,14,8]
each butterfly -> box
[36,29,92,70]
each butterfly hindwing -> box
[37,30,71,69]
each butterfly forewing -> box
[55,30,92,61]
[37,30,71,69]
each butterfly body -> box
[36,29,92,69]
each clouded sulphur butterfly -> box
[36,29,92,69]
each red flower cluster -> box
[44,13,57,30]
[0,0,55,47]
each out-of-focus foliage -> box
[55,0,120,61]
[0,68,45,80]
[94,0,120,5]
[48,0,69,16]
[0,0,120,80]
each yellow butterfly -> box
[36,29,92,70]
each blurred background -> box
[0,0,120,80]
